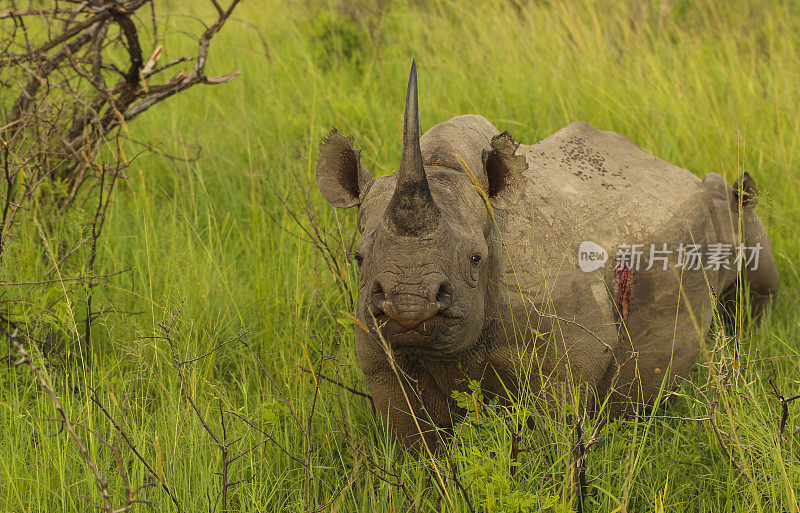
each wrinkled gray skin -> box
[316,63,780,449]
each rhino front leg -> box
[361,358,458,451]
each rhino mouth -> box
[369,312,462,349]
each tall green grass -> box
[2,0,799,511]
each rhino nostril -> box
[370,281,387,316]
[435,280,453,311]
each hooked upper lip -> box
[365,310,460,345]
[368,308,460,325]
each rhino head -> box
[316,61,527,445]
[316,62,523,356]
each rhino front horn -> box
[385,60,442,236]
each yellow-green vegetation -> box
[2,0,799,511]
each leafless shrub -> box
[2,1,241,510]
[1,0,241,210]
[1,0,241,356]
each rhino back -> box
[497,121,717,288]
[492,121,720,400]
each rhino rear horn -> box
[385,60,442,235]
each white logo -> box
[578,241,608,272]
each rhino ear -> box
[316,129,374,208]
[482,131,527,207]
[734,172,759,209]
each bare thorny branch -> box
[0,0,243,364]
[11,328,157,513]
[141,302,389,512]
[1,1,242,511]
[572,412,606,513]
[151,303,324,512]
[767,375,800,435]
[1,0,242,257]
[89,386,184,511]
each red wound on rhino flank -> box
[614,258,635,323]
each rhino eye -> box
[353,253,364,267]
[470,254,482,266]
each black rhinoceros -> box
[316,62,780,448]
